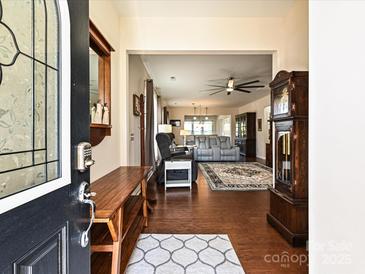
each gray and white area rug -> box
[199,162,273,191]
[125,234,245,274]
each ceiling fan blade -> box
[236,85,265,88]
[235,80,260,87]
[207,84,226,88]
[207,78,229,82]
[200,86,226,90]
[200,88,225,92]
[209,89,225,96]
[235,88,251,93]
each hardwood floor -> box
[145,167,308,274]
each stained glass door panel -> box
[0,0,60,199]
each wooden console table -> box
[90,166,153,274]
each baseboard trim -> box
[266,213,307,247]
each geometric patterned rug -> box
[125,234,245,274]
[199,162,273,191]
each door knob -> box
[78,182,96,248]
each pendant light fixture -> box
[193,103,197,120]
[199,105,203,124]
[205,107,209,120]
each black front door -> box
[0,0,90,273]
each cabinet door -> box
[275,121,293,193]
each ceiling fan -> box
[201,77,265,96]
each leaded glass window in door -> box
[0,0,60,199]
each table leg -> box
[189,167,192,190]
[109,207,123,274]
[141,178,148,227]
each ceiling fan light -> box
[228,79,234,88]
[226,87,234,92]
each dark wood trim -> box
[163,106,169,124]
[269,70,308,88]
[90,126,111,147]
[268,71,308,247]
[235,112,256,157]
[89,20,113,146]
[90,124,112,129]
[265,143,272,167]
[255,156,266,165]
[89,20,115,55]
[267,213,308,247]
[140,94,145,166]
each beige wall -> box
[238,95,271,160]
[128,55,150,166]
[167,107,239,145]
[120,1,308,165]
[281,0,308,71]
[89,1,122,182]
[88,0,308,176]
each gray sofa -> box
[193,136,240,161]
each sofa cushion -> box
[220,148,236,156]
[195,136,209,149]
[218,136,231,149]
[197,148,213,156]
[208,136,219,148]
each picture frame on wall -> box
[133,94,141,116]
[258,118,263,131]
[170,119,181,127]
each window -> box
[184,116,217,135]
[0,0,61,199]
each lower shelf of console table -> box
[90,166,152,274]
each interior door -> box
[0,0,90,273]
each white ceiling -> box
[139,54,272,107]
[114,0,295,18]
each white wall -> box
[128,55,150,166]
[217,115,232,137]
[89,0,122,181]
[238,95,270,160]
[310,1,365,273]
[167,107,239,144]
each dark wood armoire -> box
[265,119,273,167]
[235,112,256,157]
[267,71,308,247]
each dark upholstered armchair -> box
[156,133,198,184]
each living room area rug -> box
[199,162,273,191]
[126,234,245,274]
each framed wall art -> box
[133,94,141,116]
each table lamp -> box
[158,124,172,133]
[180,129,190,146]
